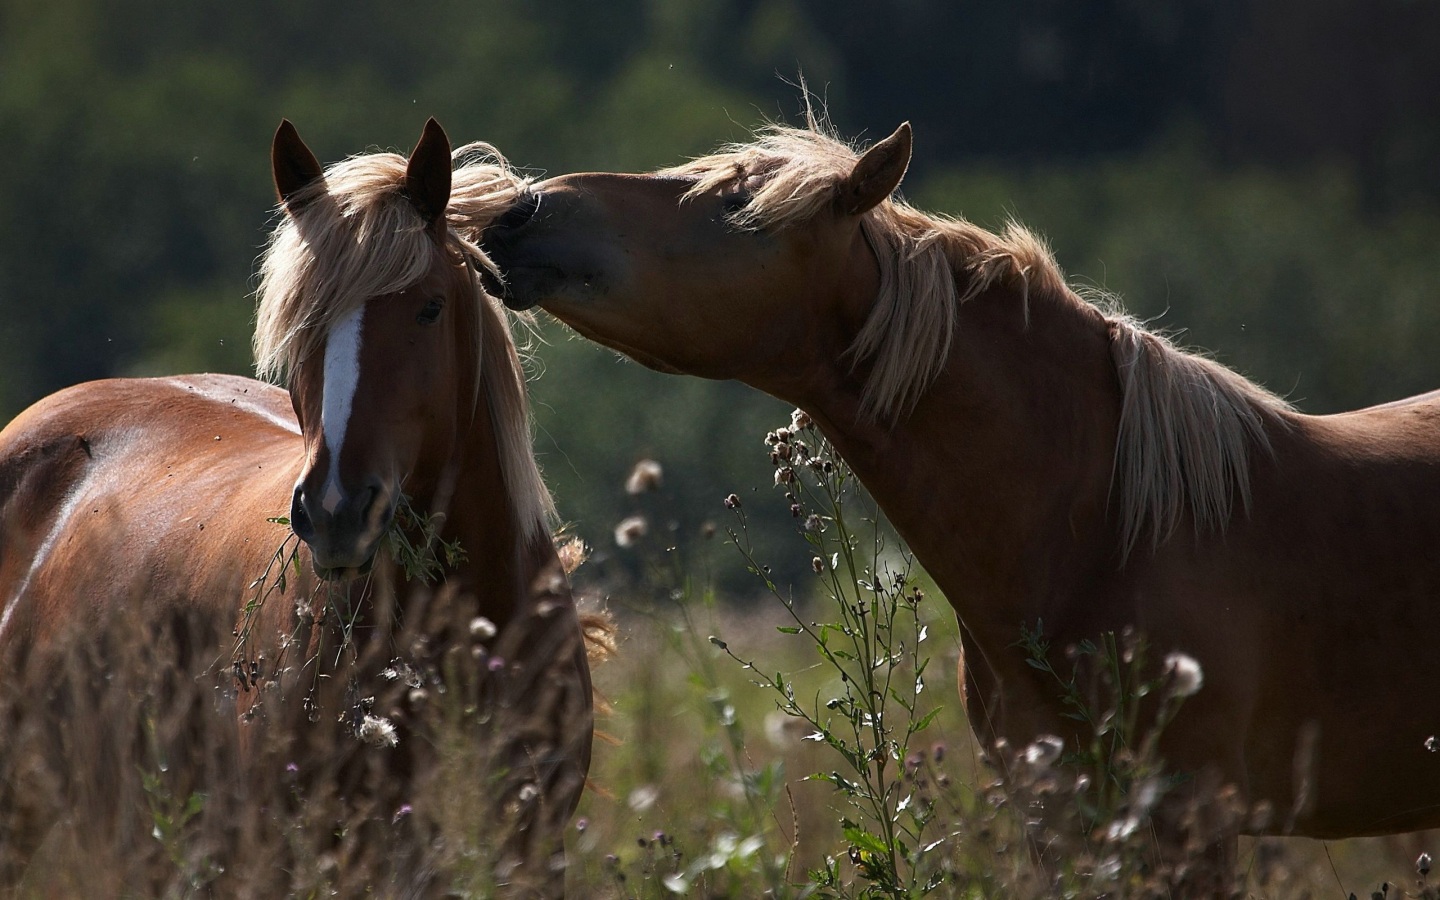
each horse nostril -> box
[358,476,389,528]
[290,486,314,540]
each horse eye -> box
[416,297,445,325]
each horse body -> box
[0,375,302,654]
[484,120,1440,841]
[820,282,1440,837]
[0,120,592,895]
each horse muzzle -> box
[290,477,394,577]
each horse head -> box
[268,119,479,576]
[482,123,912,396]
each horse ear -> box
[839,122,912,217]
[405,117,453,231]
[272,119,326,213]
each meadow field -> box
[2,409,1435,899]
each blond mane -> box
[665,123,1292,553]
[253,143,555,539]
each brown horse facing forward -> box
[483,122,1440,859]
[0,120,593,895]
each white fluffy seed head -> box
[1163,652,1204,698]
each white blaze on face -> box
[319,306,365,513]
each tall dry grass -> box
[1,414,1437,898]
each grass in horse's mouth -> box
[314,555,375,582]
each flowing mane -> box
[664,124,1293,553]
[253,143,555,539]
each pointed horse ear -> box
[405,117,453,233]
[272,119,326,214]
[838,122,912,217]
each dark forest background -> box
[3,0,1438,583]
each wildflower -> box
[931,741,946,763]
[791,408,812,431]
[625,458,664,494]
[285,762,299,775]
[790,502,803,518]
[518,783,539,803]
[812,556,825,574]
[1427,735,1437,753]
[575,817,588,833]
[614,515,648,548]
[392,803,413,824]
[723,493,741,509]
[1421,852,1433,877]
[358,714,398,748]
[469,616,498,640]
[774,466,796,486]
[487,656,506,672]
[803,514,825,533]
[1163,652,1205,698]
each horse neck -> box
[414,330,553,634]
[802,281,1124,642]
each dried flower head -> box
[1021,734,1065,768]
[614,515,649,548]
[790,408,812,431]
[556,536,589,574]
[627,784,659,811]
[723,493,741,509]
[625,458,664,495]
[1163,652,1205,698]
[469,616,498,640]
[358,714,399,748]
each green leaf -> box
[842,826,890,857]
[776,625,801,634]
[913,708,942,732]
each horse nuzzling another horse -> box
[0,118,601,896]
[482,116,1440,867]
